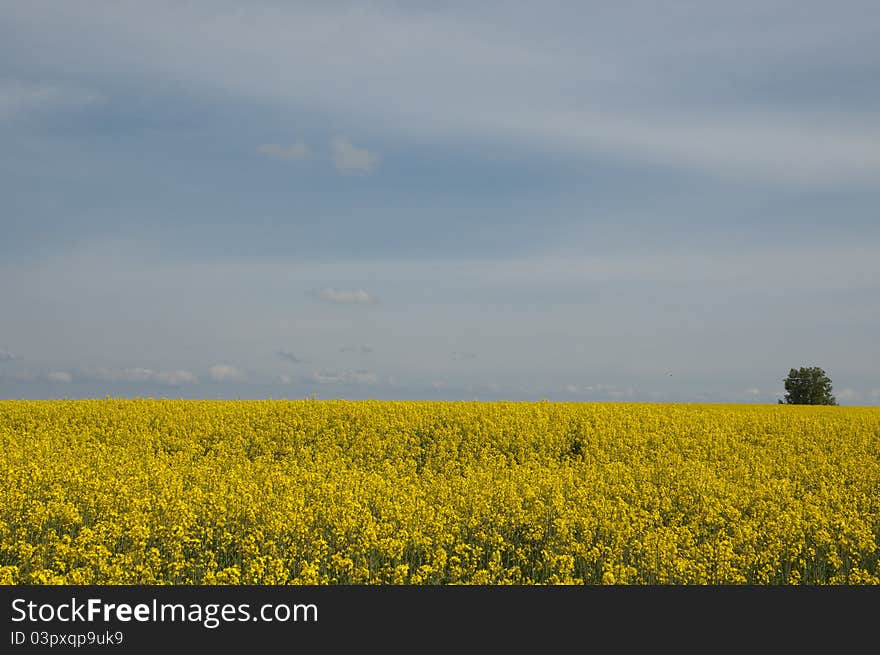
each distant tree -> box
[779,367,837,405]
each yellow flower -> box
[0,399,877,585]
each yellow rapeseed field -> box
[1,399,878,584]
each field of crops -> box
[1,399,879,584]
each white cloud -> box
[351,371,378,384]
[330,137,380,174]
[108,367,153,383]
[0,349,15,362]
[279,374,293,385]
[155,370,199,386]
[0,79,100,120]
[572,384,635,399]
[3,234,878,404]
[742,388,784,403]
[312,369,377,385]
[340,345,373,354]
[311,371,338,383]
[257,140,311,161]
[439,241,880,294]
[46,371,72,383]
[503,108,880,187]
[9,370,38,382]
[314,288,377,305]
[89,367,198,386]
[209,364,245,382]
[837,388,859,402]
[5,4,878,186]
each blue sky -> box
[1,1,878,403]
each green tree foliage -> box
[780,367,837,405]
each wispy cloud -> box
[311,369,377,385]
[313,288,378,305]
[257,140,311,161]
[0,79,100,120]
[276,349,309,364]
[0,349,15,362]
[505,109,880,187]
[209,364,245,383]
[6,5,877,187]
[836,388,858,403]
[340,345,373,354]
[330,137,380,174]
[46,371,72,383]
[585,384,617,393]
[2,4,879,402]
[740,388,784,403]
[89,367,198,386]
[155,370,198,386]
[563,383,636,398]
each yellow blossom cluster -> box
[1,399,878,584]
